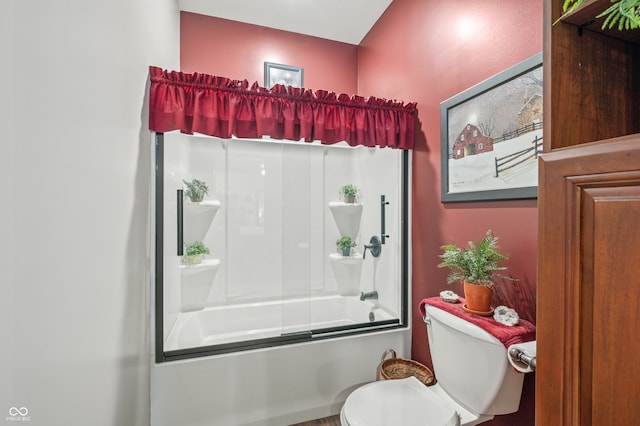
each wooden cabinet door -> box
[537,135,640,425]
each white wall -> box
[161,136,405,316]
[0,1,179,425]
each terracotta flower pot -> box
[463,281,493,315]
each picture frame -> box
[264,62,304,89]
[440,53,543,203]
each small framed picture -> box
[264,62,304,88]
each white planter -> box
[329,201,363,240]
[184,200,221,243]
[180,259,220,311]
[329,253,363,296]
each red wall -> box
[181,4,541,423]
[358,1,541,424]
[180,12,358,94]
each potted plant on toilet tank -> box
[437,230,511,315]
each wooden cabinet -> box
[538,1,640,424]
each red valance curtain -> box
[149,66,416,149]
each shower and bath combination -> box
[154,132,410,362]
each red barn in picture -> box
[452,124,493,159]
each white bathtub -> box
[152,313,410,426]
[164,294,395,351]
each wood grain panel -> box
[590,194,640,424]
[537,135,640,425]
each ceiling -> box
[178,0,394,45]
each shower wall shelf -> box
[180,258,221,274]
[328,201,362,240]
[328,253,364,262]
[180,258,221,311]
[185,199,221,210]
[329,253,363,296]
[183,200,221,243]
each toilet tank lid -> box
[423,298,536,349]
[425,304,501,345]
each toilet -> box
[340,304,526,425]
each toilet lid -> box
[342,377,460,426]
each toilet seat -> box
[341,377,460,426]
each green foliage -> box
[184,241,210,257]
[336,236,357,250]
[340,184,359,197]
[183,179,209,202]
[437,230,509,286]
[560,0,640,30]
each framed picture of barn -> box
[440,52,543,202]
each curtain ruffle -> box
[149,66,416,149]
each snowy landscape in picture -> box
[448,128,541,193]
[444,60,543,196]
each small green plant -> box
[336,236,356,256]
[183,179,208,203]
[437,230,510,287]
[183,241,210,264]
[340,184,359,203]
[558,0,639,31]
[184,241,210,257]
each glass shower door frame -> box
[153,132,410,363]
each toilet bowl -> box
[340,302,527,425]
[340,376,496,426]
[340,376,480,426]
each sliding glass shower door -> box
[155,131,409,362]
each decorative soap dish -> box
[439,290,460,303]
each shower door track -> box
[162,319,401,362]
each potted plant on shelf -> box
[183,178,208,203]
[558,0,639,30]
[437,230,511,315]
[183,241,210,265]
[340,184,359,204]
[336,236,356,257]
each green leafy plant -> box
[183,179,209,203]
[437,230,510,287]
[184,241,210,257]
[559,0,640,30]
[340,184,359,203]
[336,236,356,251]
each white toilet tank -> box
[424,304,524,416]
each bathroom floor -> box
[290,414,341,425]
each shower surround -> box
[152,131,410,424]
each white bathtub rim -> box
[156,325,411,367]
[164,294,397,351]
